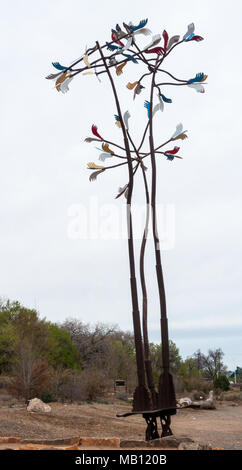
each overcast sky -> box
[1,0,242,370]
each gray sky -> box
[1,0,242,370]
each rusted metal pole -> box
[96,42,151,412]
[148,63,176,429]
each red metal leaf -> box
[144,47,165,55]
[91,125,104,140]
[163,30,169,51]
[165,146,180,155]
[186,35,204,42]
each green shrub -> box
[213,375,230,391]
[41,390,56,403]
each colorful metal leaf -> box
[134,83,144,100]
[122,37,132,51]
[157,95,164,112]
[45,71,63,80]
[172,133,188,141]
[144,34,161,50]
[185,33,195,41]
[123,110,131,130]
[116,185,129,199]
[87,163,105,169]
[55,71,68,92]
[111,31,125,47]
[187,83,205,93]
[82,71,94,75]
[106,43,121,51]
[89,169,105,182]
[183,23,195,40]
[186,35,204,42]
[163,30,169,51]
[102,143,115,155]
[167,35,180,51]
[59,76,73,94]
[114,115,122,128]
[91,125,104,140]
[153,101,163,114]
[187,72,206,84]
[144,100,150,118]
[115,24,127,38]
[160,93,172,103]
[171,123,185,139]
[134,28,152,36]
[122,53,138,63]
[109,57,118,66]
[166,155,175,161]
[83,54,91,68]
[99,152,113,162]
[126,81,139,90]
[130,19,148,32]
[165,146,180,155]
[116,62,126,76]
[144,47,165,55]
[84,137,100,143]
[52,62,68,71]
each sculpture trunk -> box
[96,42,151,413]
[149,67,176,430]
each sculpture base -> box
[117,407,177,441]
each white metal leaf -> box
[187,83,205,93]
[183,23,195,40]
[123,110,131,130]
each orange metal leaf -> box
[55,71,68,92]
[102,143,115,155]
[116,62,127,76]
[126,81,139,90]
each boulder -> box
[177,397,192,407]
[27,398,51,413]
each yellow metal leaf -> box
[87,163,105,169]
[116,62,126,76]
[82,71,94,75]
[115,121,122,128]
[102,143,114,155]
[84,53,91,68]
[126,81,139,90]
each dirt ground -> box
[0,400,241,450]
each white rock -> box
[27,398,51,413]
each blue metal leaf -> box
[106,43,121,51]
[52,62,68,71]
[184,33,195,42]
[122,53,138,63]
[166,154,174,161]
[130,19,148,32]
[187,72,205,84]
[144,100,150,118]
[160,93,172,103]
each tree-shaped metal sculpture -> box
[46,19,206,440]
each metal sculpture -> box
[46,19,206,440]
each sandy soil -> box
[0,400,241,450]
